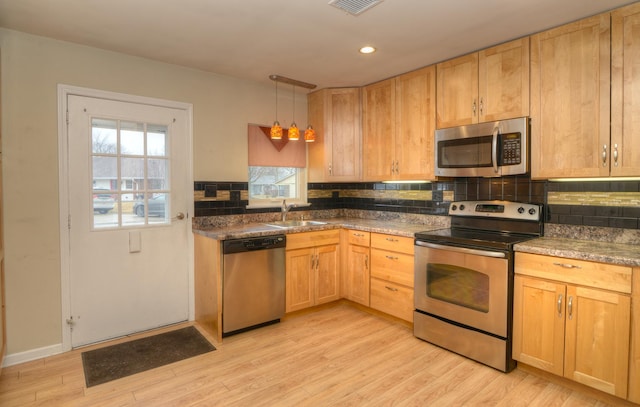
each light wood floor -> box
[0,301,635,406]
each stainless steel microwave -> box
[434,117,529,177]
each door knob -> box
[173,212,186,220]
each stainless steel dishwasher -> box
[222,234,286,336]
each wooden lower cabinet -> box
[286,230,340,313]
[369,233,415,322]
[513,253,632,399]
[342,229,370,306]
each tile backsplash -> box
[194,177,640,230]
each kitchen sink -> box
[263,220,328,229]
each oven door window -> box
[427,263,489,313]
[437,135,493,168]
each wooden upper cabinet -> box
[436,37,529,129]
[362,66,435,181]
[395,66,436,180]
[362,78,396,180]
[436,53,478,128]
[530,14,611,179]
[478,38,530,123]
[307,88,361,182]
[612,3,640,177]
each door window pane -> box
[91,118,170,229]
[92,119,117,154]
[148,158,169,190]
[121,121,145,155]
[147,125,167,157]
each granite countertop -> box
[193,217,447,241]
[514,237,640,267]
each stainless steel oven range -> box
[414,200,543,372]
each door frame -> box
[57,84,194,351]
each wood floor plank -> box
[0,301,633,406]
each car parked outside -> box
[93,190,115,214]
[133,194,166,217]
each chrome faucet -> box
[281,199,296,221]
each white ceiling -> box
[0,0,635,89]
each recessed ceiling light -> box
[359,46,376,54]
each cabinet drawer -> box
[371,233,414,255]
[370,248,414,287]
[346,229,370,247]
[286,229,340,251]
[370,277,414,322]
[515,252,632,294]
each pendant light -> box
[288,84,300,141]
[270,80,282,140]
[304,125,316,142]
[269,75,317,141]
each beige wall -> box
[0,28,307,355]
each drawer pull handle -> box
[385,286,398,292]
[385,255,399,260]
[353,233,365,237]
[552,262,582,269]
[385,237,398,242]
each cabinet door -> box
[327,88,361,181]
[285,248,314,312]
[362,78,395,180]
[306,89,327,182]
[308,88,362,182]
[315,244,340,305]
[564,285,630,398]
[436,53,479,128]
[345,244,370,306]
[512,275,565,376]
[479,38,530,122]
[531,14,610,179]
[395,66,436,180]
[612,3,640,177]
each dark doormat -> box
[81,326,216,387]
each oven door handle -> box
[415,241,506,258]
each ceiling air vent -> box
[328,0,383,16]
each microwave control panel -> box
[500,132,521,165]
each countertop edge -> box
[515,237,640,267]
[193,218,447,241]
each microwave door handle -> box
[492,127,499,174]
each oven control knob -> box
[518,207,525,214]
[459,204,465,211]
[528,208,537,215]
[451,205,457,211]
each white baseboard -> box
[2,343,64,367]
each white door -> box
[67,94,191,347]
